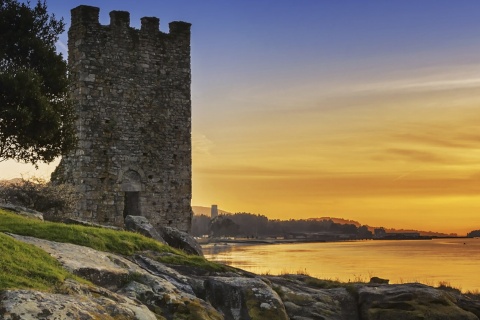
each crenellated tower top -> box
[70,5,191,37]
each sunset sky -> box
[2,1,480,235]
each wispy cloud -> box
[55,40,68,57]
[197,165,319,178]
[354,75,480,94]
[193,134,214,155]
[384,148,451,164]
[392,132,476,149]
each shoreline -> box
[201,237,480,294]
[199,235,471,246]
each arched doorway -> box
[121,170,142,218]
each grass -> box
[0,208,231,290]
[150,253,234,272]
[275,274,360,298]
[437,281,462,294]
[0,209,180,256]
[436,281,480,298]
[0,233,86,291]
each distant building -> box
[211,205,218,219]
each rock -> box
[204,276,289,320]
[0,279,157,320]
[358,283,479,320]
[0,203,43,221]
[119,279,223,320]
[268,274,359,320]
[369,276,389,284]
[158,225,203,256]
[456,295,480,318]
[133,254,195,294]
[124,215,167,244]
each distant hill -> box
[313,218,453,237]
[192,208,455,237]
[192,206,232,217]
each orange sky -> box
[191,63,480,235]
[3,56,480,237]
[2,1,480,235]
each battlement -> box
[70,5,191,35]
[110,10,130,27]
[141,17,159,33]
[70,5,99,27]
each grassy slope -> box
[0,233,86,291]
[0,209,179,255]
[0,209,229,291]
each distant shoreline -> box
[199,236,471,246]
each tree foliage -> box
[191,214,211,236]
[210,216,240,237]
[467,230,480,238]
[0,0,76,165]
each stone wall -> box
[53,5,192,231]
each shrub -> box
[0,176,78,217]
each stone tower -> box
[53,5,192,232]
[211,205,218,219]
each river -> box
[203,238,480,292]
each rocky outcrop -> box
[0,203,43,221]
[124,215,203,256]
[124,215,167,245]
[358,283,478,320]
[204,277,288,320]
[2,232,480,320]
[269,274,359,320]
[158,224,204,256]
[0,280,157,320]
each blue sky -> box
[3,1,480,233]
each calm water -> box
[203,238,480,292]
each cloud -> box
[390,78,480,92]
[351,65,480,95]
[55,40,68,58]
[197,167,480,198]
[196,165,318,178]
[392,133,475,149]
[383,148,452,164]
[457,133,480,144]
[192,134,214,155]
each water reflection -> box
[203,238,480,292]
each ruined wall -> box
[54,5,192,231]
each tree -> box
[210,216,240,237]
[191,214,211,237]
[467,230,480,238]
[0,0,76,165]
[357,225,373,239]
